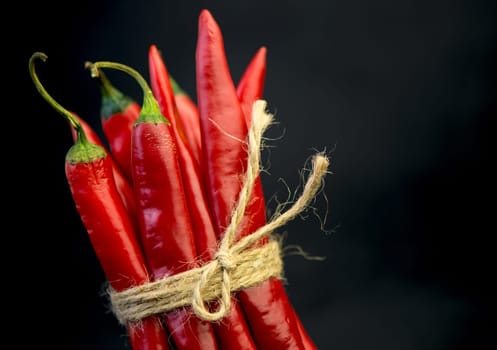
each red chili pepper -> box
[148,44,217,260]
[68,113,138,234]
[235,45,270,245]
[89,61,218,350]
[236,46,267,126]
[29,52,170,350]
[294,314,318,349]
[237,41,319,350]
[196,10,308,349]
[143,50,190,156]
[196,9,253,234]
[238,41,318,350]
[91,67,141,182]
[169,76,202,167]
[148,44,258,350]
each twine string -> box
[109,99,330,324]
[191,99,273,320]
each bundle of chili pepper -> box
[29,8,323,350]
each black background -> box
[10,0,496,349]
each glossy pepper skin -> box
[89,62,219,350]
[133,95,218,350]
[69,113,139,236]
[148,44,218,261]
[149,44,258,350]
[236,46,267,126]
[65,143,170,350]
[235,45,270,246]
[169,76,202,166]
[294,314,318,350]
[197,10,279,350]
[94,69,141,183]
[29,52,170,350]
[196,10,307,350]
[196,9,262,239]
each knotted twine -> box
[108,99,330,324]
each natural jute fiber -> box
[109,100,330,323]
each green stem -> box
[87,61,168,124]
[84,63,134,118]
[29,52,88,143]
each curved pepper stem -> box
[85,61,169,125]
[29,52,88,144]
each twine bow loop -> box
[191,244,237,321]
